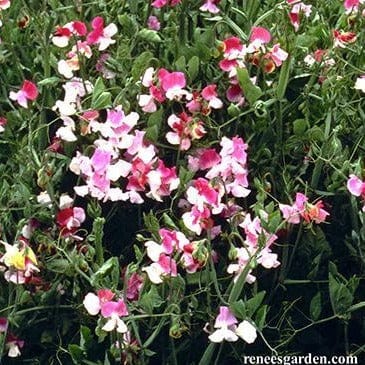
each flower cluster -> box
[142,228,209,284]
[52,17,117,79]
[227,213,280,284]
[279,192,330,224]
[69,105,179,203]
[183,136,250,235]
[219,27,288,104]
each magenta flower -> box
[0,116,7,133]
[87,16,118,51]
[9,80,38,108]
[249,26,272,45]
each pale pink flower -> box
[9,80,38,108]
[0,0,11,10]
[208,306,238,343]
[199,0,221,14]
[147,15,161,30]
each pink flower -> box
[208,306,238,343]
[126,272,143,301]
[199,0,221,14]
[249,27,272,45]
[347,174,365,211]
[287,1,312,31]
[56,206,86,236]
[0,116,7,133]
[157,68,191,100]
[0,0,10,10]
[0,317,8,332]
[87,16,118,51]
[147,15,161,30]
[52,21,87,47]
[151,0,181,8]
[9,80,38,108]
[142,254,177,284]
[166,112,206,150]
[201,84,223,109]
[267,44,289,67]
[344,0,365,13]
[279,193,329,224]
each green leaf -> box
[132,51,154,81]
[310,292,322,320]
[245,291,266,317]
[90,257,119,288]
[68,344,84,363]
[91,91,112,110]
[80,326,93,350]
[138,29,162,43]
[139,285,164,314]
[254,305,267,331]
[188,56,200,82]
[236,67,263,105]
[38,76,60,86]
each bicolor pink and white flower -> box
[287,0,312,32]
[83,290,129,333]
[86,16,118,51]
[9,80,38,108]
[51,21,87,48]
[208,306,238,343]
[0,0,11,10]
[199,0,221,14]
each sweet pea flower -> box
[279,193,329,224]
[344,0,365,13]
[235,320,257,344]
[157,68,192,100]
[0,0,10,10]
[87,16,118,51]
[354,75,365,93]
[347,174,365,211]
[287,0,312,32]
[5,334,24,358]
[333,30,357,48]
[0,240,39,284]
[9,80,38,108]
[208,306,238,343]
[151,0,181,8]
[52,21,87,47]
[0,116,7,133]
[147,15,161,31]
[199,0,221,14]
